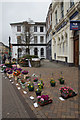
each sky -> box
[0,0,52,46]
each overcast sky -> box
[0,0,52,46]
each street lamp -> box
[9,36,11,67]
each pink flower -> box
[37,96,41,99]
[41,98,44,101]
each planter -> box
[60,80,64,84]
[22,84,25,89]
[28,87,34,91]
[24,74,28,79]
[61,92,68,99]
[15,76,17,80]
[38,99,52,106]
[36,91,41,96]
[51,83,56,87]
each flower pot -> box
[60,80,64,84]
[36,91,41,96]
[15,76,17,80]
[51,83,55,87]
[28,87,34,91]
[22,84,25,89]
[61,92,68,99]
[24,75,28,79]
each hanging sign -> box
[70,20,80,30]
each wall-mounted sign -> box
[70,20,80,30]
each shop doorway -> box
[74,31,79,66]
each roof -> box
[10,21,46,26]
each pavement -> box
[1,59,79,119]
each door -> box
[74,36,79,66]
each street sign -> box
[70,20,80,30]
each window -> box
[18,48,22,57]
[55,10,57,24]
[26,36,29,44]
[34,48,38,56]
[17,26,21,32]
[61,2,64,18]
[40,36,44,43]
[70,0,74,7]
[41,48,44,57]
[26,48,30,54]
[40,27,44,32]
[25,26,29,32]
[34,36,37,44]
[63,43,64,53]
[17,36,21,44]
[34,26,37,32]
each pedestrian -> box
[3,54,6,64]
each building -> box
[52,0,79,67]
[46,3,52,61]
[0,42,9,63]
[10,21,46,59]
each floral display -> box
[22,70,28,75]
[59,86,77,99]
[13,70,20,76]
[27,83,34,91]
[50,78,56,87]
[8,70,13,74]
[38,80,44,89]
[21,80,25,84]
[37,95,52,106]
[35,88,41,96]
[33,78,38,82]
[58,77,65,84]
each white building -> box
[52,0,80,66]
[10,21,46,59]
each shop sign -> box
[70,20,80,30]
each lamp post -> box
[9,36,11,65]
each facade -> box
[0,42,9,63]
[10,21,46,59]
[46,3,52,61]
[52,0,79,66]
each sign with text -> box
[70,20,80,30]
